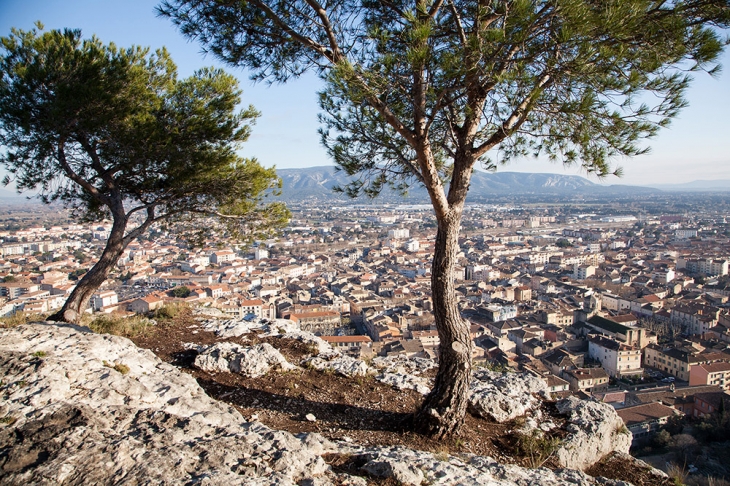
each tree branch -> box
[428,0,446,19]
[246,0,333,59]
[56,140,111,207]
[447,0,468,48]
[76,135,119,192]
[474,72,553,158]
[122,205,160,247]
[303,0,345,61]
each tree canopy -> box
[0,25,287,243]
[160,0,730,438]
[0,25,289,322]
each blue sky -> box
[1,0,729,189]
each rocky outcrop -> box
[0,322,637,485]
[338,447,630,486]
[194,341,297,377]
[468,369,549,422]
[554,396,633,471]
[0,323,327,485]
[301,351,369,377]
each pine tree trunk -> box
[414,210,472,439]
[48,215,128,323]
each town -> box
[2,192,730,456]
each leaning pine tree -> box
[0,26,289,323]
[158,0,729,437]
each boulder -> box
[370,355,436,375]
[339,447,629,486]
[554,396,632,471]
[201,317,265,338]
[194,341,297,377]
[468,369,549,422]
[362,457,425,485]
[279,330,333,355]
[302,352,369,377]
[374,372,432,395]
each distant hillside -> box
[0,186,35,205]
[646,180,730,192]
[275,166,658,202]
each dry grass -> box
[0,312,49,328]
[667,462,689,486]
[87,313,156,338]
[85,303,190,338]
[103,360,130,375]
[153,303,188,320]
[517,429,562,469]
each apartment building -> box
[689,361,730,390]
[584,315,650,349]
[588,335,643,378]
[562,368,610,393]
[289,310,341,335]
[670,302,721,335]
[644,344,730,381]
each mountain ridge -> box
[275,166,660,202]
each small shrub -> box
[32,351,47,358]
[654,429,672,448]
[103,360,130,375]
[517,429,562,469]
[304,343,320,356]
[0,416,17,426]
[434,447,450,462]
[666,462,688,486]
[481,362,512,373]
[114,363,130,375]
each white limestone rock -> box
[201,317,266,338]
[194,341,297,377]
[302,352,369,377]
[554,396,633,471]
[262,319,306,336]
[370,355,436,375]
[362,457,425,485]
[343,447,628,486]
[0,323,329,486]
[468,369,549,423]
[374,372,432,395]
[279,329,333,355]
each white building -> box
[91,290,119,311]
[404,239,420,252]
[210,249,237,264]
[682,258,729,277]
[574,264,596,280]
[588,335,643,378]
[388,228,410,239]
[674,228,698,239]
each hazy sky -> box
[1,0,729,188]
